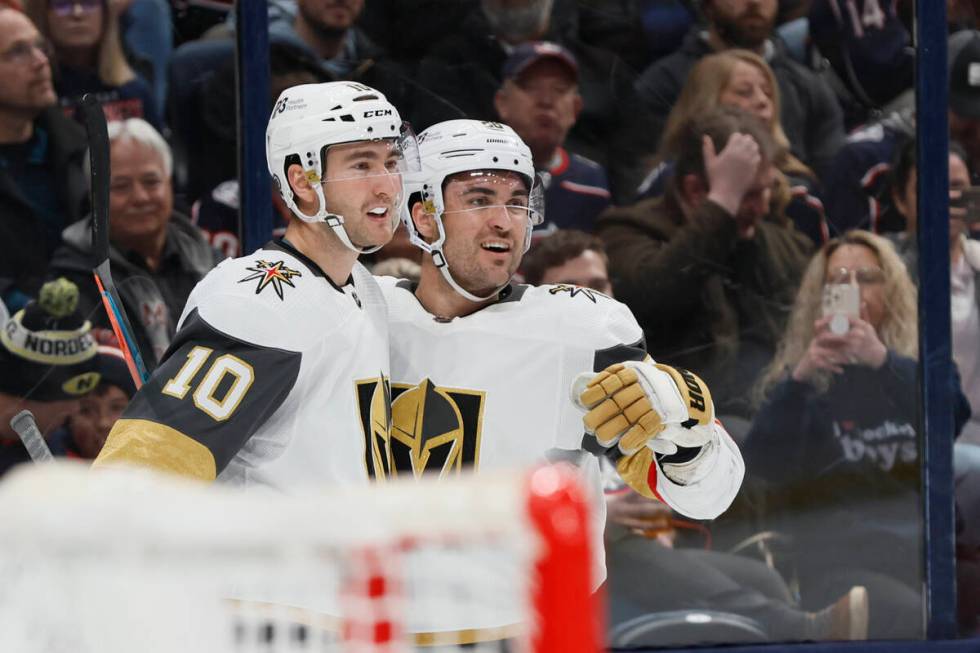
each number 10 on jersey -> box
[162,346,255,421]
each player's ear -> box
[411,199,438,242]
[286,163,317,206]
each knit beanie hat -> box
[0,278,100,401]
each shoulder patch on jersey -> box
[547,283,610,303]
[238,259,303,300]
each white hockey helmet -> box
[266,81,420,254]
[403,119,544,302]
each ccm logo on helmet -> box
[363,109,393,118]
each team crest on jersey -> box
[355,376,393,480]
[548,284,607,303]
[356,377,485,480]
[238,260,302,300]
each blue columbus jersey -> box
[535,147,611,234]
[821,118,908,235]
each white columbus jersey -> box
[97,240,390,491]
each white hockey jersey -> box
[379,279,744,593]
[96,240,390,490]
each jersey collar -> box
[265,239,353,293]
[395,280,530,320]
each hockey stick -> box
[10,410,53,463]
[80,95,149,388]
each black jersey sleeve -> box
[93,308,302,480]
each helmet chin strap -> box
[287,183,388,255]
[430,245,510,303]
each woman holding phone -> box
[742,230,969,638]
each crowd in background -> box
[2,0,980,643]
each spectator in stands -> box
[634,0,844,179]
[493,42,610,234]
[266,0,412,111]
[24,0,160,127]
[884,140,980,633]
[886,141,980,443]
[821,29,980,236]
[598,107,812,422]
[808,0,913,130]
[745,230,968,638]
[521,228,612,293]
[412,0,657,202]
[192,41,330,257]
[171,1,410,207]
[0,278,100,476]
[120,0,172,119]
[637,49,827,245]
[51,336,134,460]
[574,0,698,73]
[0,2,88,314]
[48,118,220,366]
[521,228,869,642]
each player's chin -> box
[476,264,515,292]
[358,221,396,247]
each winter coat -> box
[48,213,221,366]
[0,108,88,306]
[597,195,812,417]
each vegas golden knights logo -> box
[356,377,485,480]
[355,376,392,481]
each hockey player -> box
[375,120,744,619]
[93,82,419,486]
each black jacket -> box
[743,353,969,586]
[48,213,221,367]
[597,196,813,417]
[0,108,88,304]
[634,29,845,179]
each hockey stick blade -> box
[10,410,54,463]
[80,94,149,387]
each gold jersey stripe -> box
[413,624,523,646]
[92,418,217,481]
[223,599,523,646]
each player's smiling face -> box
[321,140,403,249]
[439,170,530,296]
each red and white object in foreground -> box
[0,462,601,653]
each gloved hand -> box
[572,361,743,519]
[571,361,714,456]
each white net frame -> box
[0,462,600,653]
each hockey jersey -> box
[95,240,390,490]
[379,278,744,595]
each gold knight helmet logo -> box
[355,376,392,480]
[356,377,484,480]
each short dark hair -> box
[891,138,971,195]
[668,106,777,187]
[522,229,608,285]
